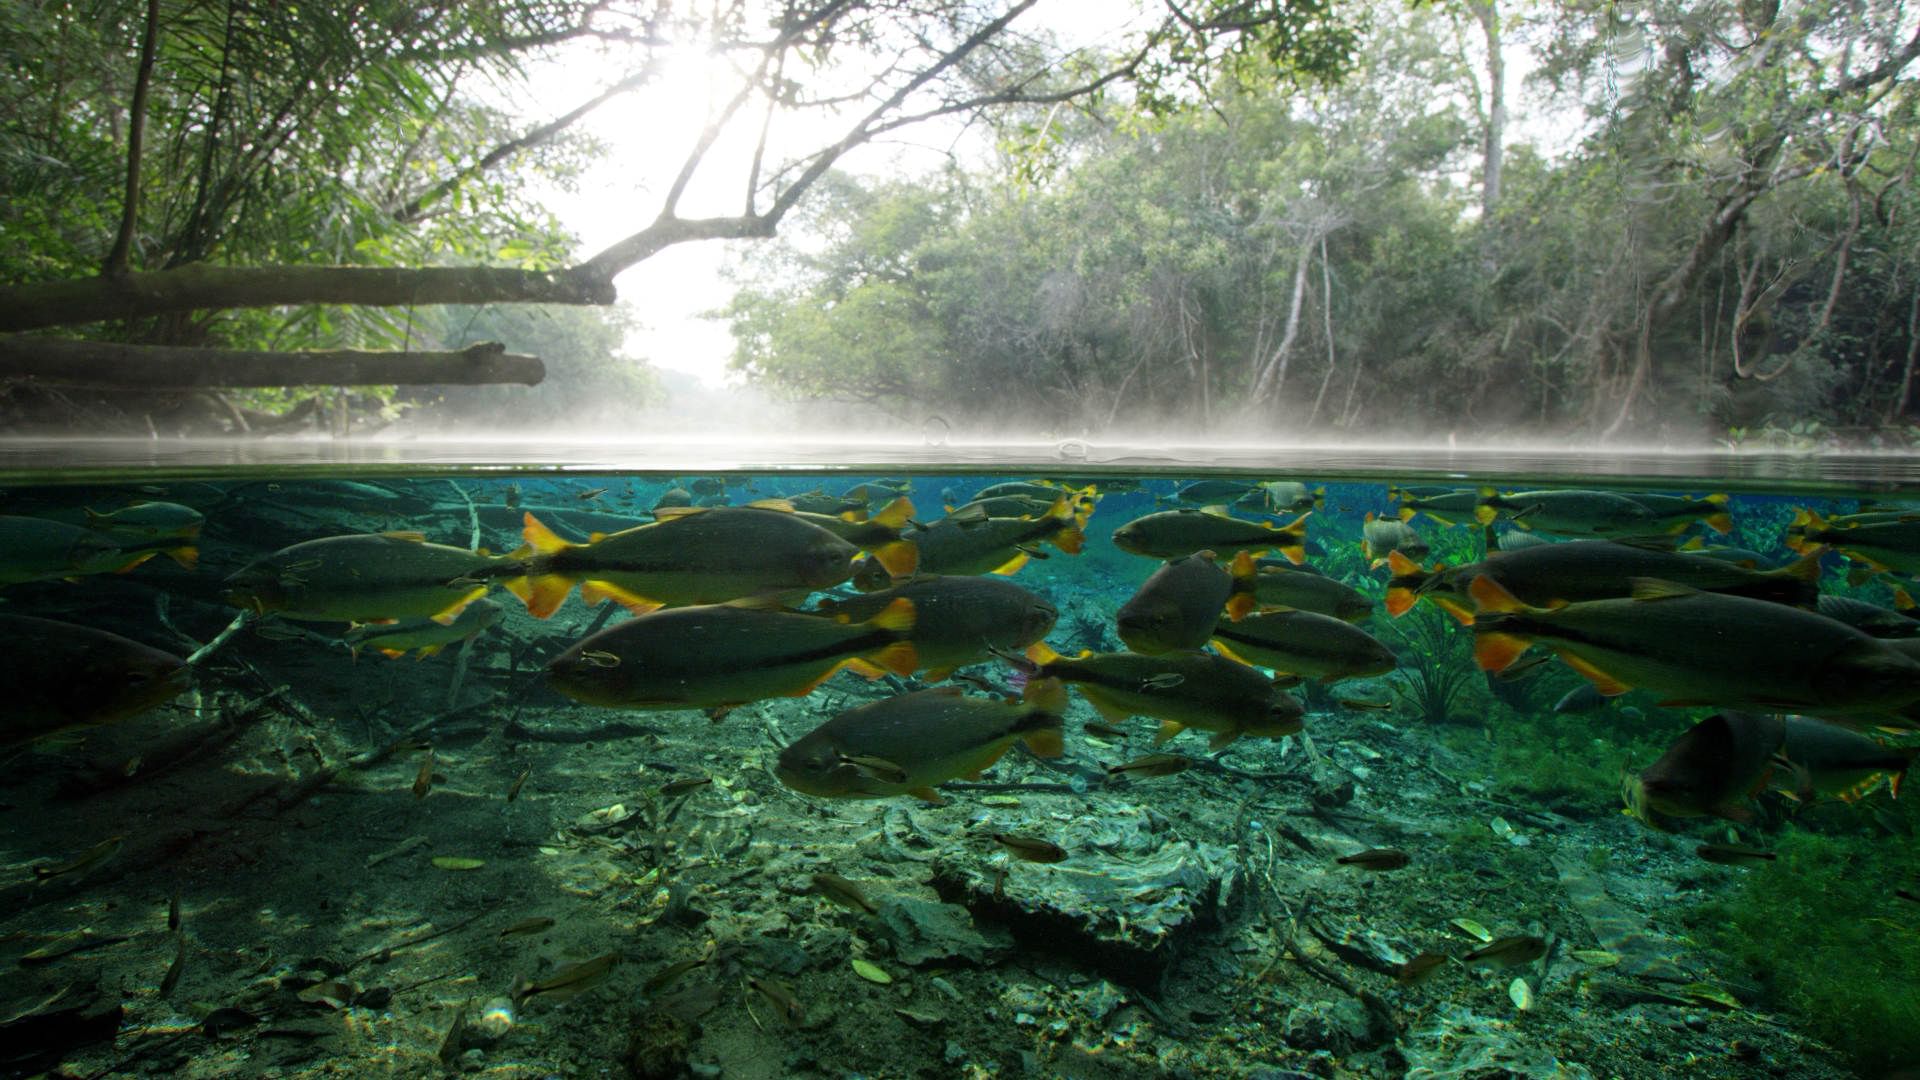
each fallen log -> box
[0,337,544,388]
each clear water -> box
[1,443,1914,1078]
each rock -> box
[1282,999,1370,1053]
[874,895,1012,967]
[625,1006,695,1080]
[928,803,1233,983]
[740,936,810,976]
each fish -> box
[1361,514,1428,567]
[1396,951,1448,985]
[992,833,1067,863]
[1552,684,1608,714]
[1210,609,1397,684]
[643,943,717,996]
[775,680,1066,802]
[689,477,729,497]
[1774,715,1916,802]
[747,975,805,1029]
[1385,541,1821,622]
[1621,492,1734,534]
[506,768,530,802]
[1009,643,1302,750]
[652,487,694,512]
[222,532,510,623]
[1105,753,1191,779]
[1246,562,1372,621]
[1623,712,1786,829]
[500,917,557,937]
[1815,594,1920,638]
[877,496,1085,579]
[1463,935,1548,968]
[160,932,186,999]
[1788,509,1920,574]
[576,487,608,501]
[508,506,858,618]
[515,952,620,1005]
[545,597,917,711]
[82,500,204,545]
[0,615,187,748]
[974,481,1076,502]
[947,494,1066,521]
[0,514,196,584]
[168,890,181,932]
[784,496,921,577]
[1392,487,1482,527]
[811,873,879,914]
[1254,481,1324,514]
[1474,489,1662,536]
[1470,576,1920,714]
[1171,479,1264,505]
[1335,848,1411,871]
[1117,550,1257,654]
[659,776,713,798]
[1898,888,1920,904]
[1696,844,1777,866]
[342,597,504,659]
[34,835,124,880]
[412,750,435,799]
[1084,721,1129,738]
[1111,507,1310,562]
[809,575,1057,682]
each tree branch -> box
[0,337,544,389]
[105,0,162,277]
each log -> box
[0,337,544,388]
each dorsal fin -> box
[1630,577,1700,602]
[746,498,797,512]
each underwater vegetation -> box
[0,472,1914,1077]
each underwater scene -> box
[3,469,1918,1080]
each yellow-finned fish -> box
[545,597,917,711]
[787,496,921,578]
[82,501,204,544]
[1787,508,1920,575]
[1210,609,1397,684]
[1008,642,1301,751]
[342,598,504,659]
[1473,488,1661,536]
[1623,492,1733,534]
[1116,550,1257,655]
[0,615,187,748]
[222,532,508,624]
[1361,514,1428,568]
[0,515,195,585]
[809,575,1056,682]
[1773,714,1916,802]
[508,505,857,619]
[1248,560,1372,622]
[1111,507,1309,562]
[775,680,1067,802]
[1470,575,1920,714]
[876,496,1086,579]
[1623,711,1785,829]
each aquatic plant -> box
[1381,606,1478,725]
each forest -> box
[2,1,1917,445]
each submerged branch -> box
[0,337,544,389]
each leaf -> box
[432,856,485,871]
[851,958,893,985]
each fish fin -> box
[1025,641,1061,666]
[165,545,198,570]
[1680,536,1706,551]
[418,645,444,658]
[871,541,919,578]
[1225,591,1256,622]
[1893,587,1918,612]
[1021,676,1069,717]
[791,662,857,695]
[1474,504,1499,525]
[1472,633,1531,673]
[1708,799,1756,824]
[1021,726,1064,758]
[923,666,955,683]
[1397,506,1417,522]
[1272,512,1311,565]
[1384,588,1417,617]
[868,597,916,634]
[1629,577,1698,602]
[1767,549,1825,586]
[379,648,406,659]
[1210,639,1256,667]
[587,532,609,543]
[1705,512,1734,534]
[651,506,706,520]
[1208,730,1241,751]
[1155,719,1184,745]
[1705,493,1730,506]
[1081,691,1135,723]
[1433,595,1477,626]
[746,498,797,511]
[1051,525,1085,555]
[113,551,158,573]
[520,513,574,557]
[908,788,947,805]
[1468,574,1529,614]
[1556,651,1634,696]
[868,496,915,529]
[868,642,919,677]
[1386,550,1423,576]
[513,574,575,619]
[990,551,1031,575]
[1199,504,1235,517]
[945,503,990,526]
[578,580,665,615]
[429,587,488,625]
[841,657,887,679]
[381,531,428,542]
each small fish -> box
[1106,753,1191,779]
[1490,652,1553,681]
[1396,951,1448,985]
[659,776,713,798]
[21,929,129,964]
[1335,848,1411,871]
[159,932,185,999]
[506,768,530,802]
[500,917,556,937]
[413,749,435,799]
[1449,917,1495,942]
[1696,843,1777,866]
[1896,887,1919,904]
[643,944,715,996]
[516,952,620,1004]
[1463,935,1548,968]
[1083,721,1130,739]
[748,975,805,1029]
[34,835,124,880]
[1336,697,1394,711]
[811,872,878,915]
[437,1003,468,1064]
[577,487,608,501]
[992,833,1067,863]
[168,889,181,932]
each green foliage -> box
[1688,824,1920,1073]
[409,304,660,428]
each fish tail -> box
[871,540,919,578]
[506,574,575,619]
[1894,587,1916,612]
[1225,551,1258,621]
[520,512,575,557]
[1021,675,1070,719]
[1310,486,1326,511]
[1397,505,1417,522]
[1894,748,1917,799]
[1052,524,1086,555]
[867,641,919,677]
[868,596,916,635]
[1467,574,1529,615]
[1015,704,1066,758]
[1269,512,1311,566]
[868,496,916,529]
[166,545,199,570]
[1024,641,1061,668]
[1384,587,1417,618]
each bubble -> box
[1056,438,1089,461]
[922,415,952,447]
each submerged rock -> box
[873,894,1012,967]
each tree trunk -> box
[0,338,543,389]
[1249,234,1316,406]
[1468,0,1503,220]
